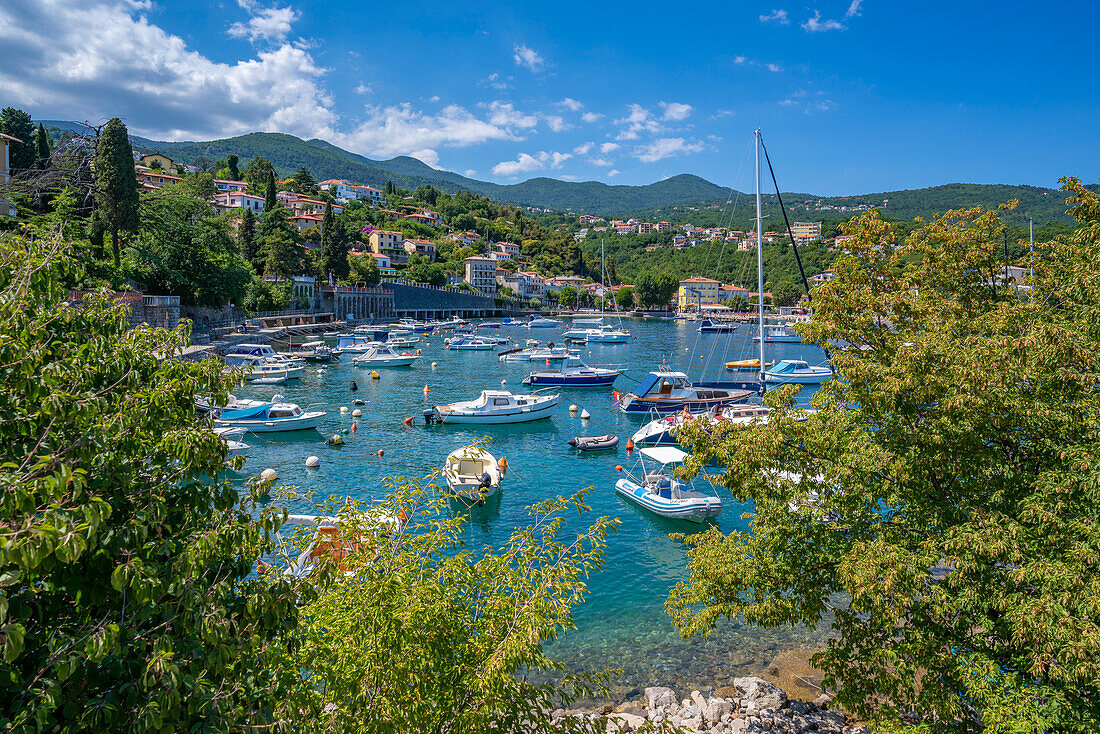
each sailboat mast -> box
[755,129,765,379]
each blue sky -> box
[0,0,1096,194]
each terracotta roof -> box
[0,132,23,143]
[680,276,720,284]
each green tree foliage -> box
[259,206,303,279]
[632,270,678,308]
[347,252,381,285]
[769,277,802,307]
[93,118,141,268]
[124,190,252,306]
[172,171,217,199]
[290,166,317,194]
[226,153,240,181]
[244,156,276,193]
[33,123,51,167]
[0,232,301,731]
[241,274,291,313]
[615,285,634,309]
[0,107,35,173]
[408,258,447,287]
[318,202,350,282]
[238,207,258,267]
[269,459,616,732]
[264,171,278,212]
[559,285,578,309]
[670,186,1100,731]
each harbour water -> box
[233,317,831,698]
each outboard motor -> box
[479,472,493,489]
[422,408,436,425]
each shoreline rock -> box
[553,677,863,733]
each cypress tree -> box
[93,118,140,268]
[0,108,35,173]
[33,123,51,167]
[226,153,240,181]
[318,202,349,282]
[264,171,277,212]
[239,207,258,267]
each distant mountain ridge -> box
[40,121,1078,222]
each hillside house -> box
[212,191,264,215]
[463,256,497,295]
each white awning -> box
[640,446,690,465]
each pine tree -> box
[264,171,278,212]
[93,118,140,268]
[318,202,350,282]
[33,123,51,167]
[239,207,258,267]
[0,107,35,173]
[291,166,316,194]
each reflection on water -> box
[230,317,830,694]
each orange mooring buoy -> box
[626,438,634,451]
[377,449,384,457]
[351,421,357,432]
[615,465,623,472]
[403,416,413,425]
[423,384,430,395]
[498,456,509,473]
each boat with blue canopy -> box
[614,446,722,523]
[522,356,624,387]
[617,371,757,413]
[214,401,326,433]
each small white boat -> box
[443,445,504,502]
[352,343,418,367]
[615,446,722,523]
[214,401,326,433]
[753,323,802,343]
[631,403,772,446]
[224,343,305,368]
[212,426,250,454]
[526,316,560,328]
[522,356,624,387]
[426,390,559,424]
[764,359,834,384]
[335,335,377,353]
[498,346,577,362]
[444,336,496,351]
[586,324,630,343]
[223,354,304,381]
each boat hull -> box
[523,372,620,387]
[614,479,721,522]
[354,356,417,367]
[214,412,325,433]
[435,397,558,424]
[764,373,831,384]
[619,389,758,413]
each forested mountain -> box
[40,121,1080,224]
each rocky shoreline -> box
[553,677,863,733]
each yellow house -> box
[678,276,721,310]
[139,152,175,170]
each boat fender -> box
[569,404,578,413]
[260,468,277,482]
[417,349,422,355]
[305,456,320,467]
[626,438,634,451]
[612,391,621,402]
[351,421,358,432]
[431,362,437,368]
[340,406,349,414]
[403,416,413,425]
[371,370,380,380]
[546,358,551,365]
[498,456,508,473]
[399,510,408,526]
[340,428,349,435]
[501,379,507,385]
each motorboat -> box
[616,371,756,413]
[479,321,501,329]
[567,434,619,451]
[425,390,559,424]
[522,356,624,387]
[302,344,338,363]
[630,403,772,447]
[195,393,270,413]
[698,319,737,333]
[526,316,560,328]
[352,343,418,367]
[214,401,326,433]
[498,346,577,362]
[224,343,304,367]
[614,446,722,523]
[753,323,803,343]
[397,318,435,333]
[223,354,303,381]
[213,425,250,454]
[444,336,496,351]
[335,335,377,354]
[279,511,406,580]
[563,318,604,339]
[443,445,504,502]
[764,359,834,384]
[355,329,420,346]
[586,324,631,343]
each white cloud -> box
[355,83,371,94]
[482,72,512,90]
[713,109,735,118]
[409,149,440,168]
[760,9,789,24]
[633,137,704,163]
[802,11,846,32]
[491,150,571,177]
[558,97,583,111]
[558,174,579,181]
[659,101,693,121]
[600,142,620,154]
[513,44,545,71]
[588,157,614,167]
[846,0,863,17]
[779,99,797,106]
[485,100,537,130]
[581,111,603,123]
[227,3,300,44]
[607,169,620,177]
[733,55,748,64]
[766,63,783,72]
[546,115,570,132]
[336,103,517,161]
[573,142,593,155]
[464,169,477,177]
[614,104,663,140]
[428,95,440,102]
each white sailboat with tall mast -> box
[565,240,630,343]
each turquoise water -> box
[233,318,831,697]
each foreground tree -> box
[244,156,275,193]
[670,184,1100,732]
[0,107,35,173]
[347,251,380,285]
[317,201,350,281]
[0,232,300,730]
[93,117,140,268]
[274,469,617,733]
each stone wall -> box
[388,281,498,318]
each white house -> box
[0,132,19,216]
[464,256,497,295]
[212,191,265,215]
[214,179,248,193]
